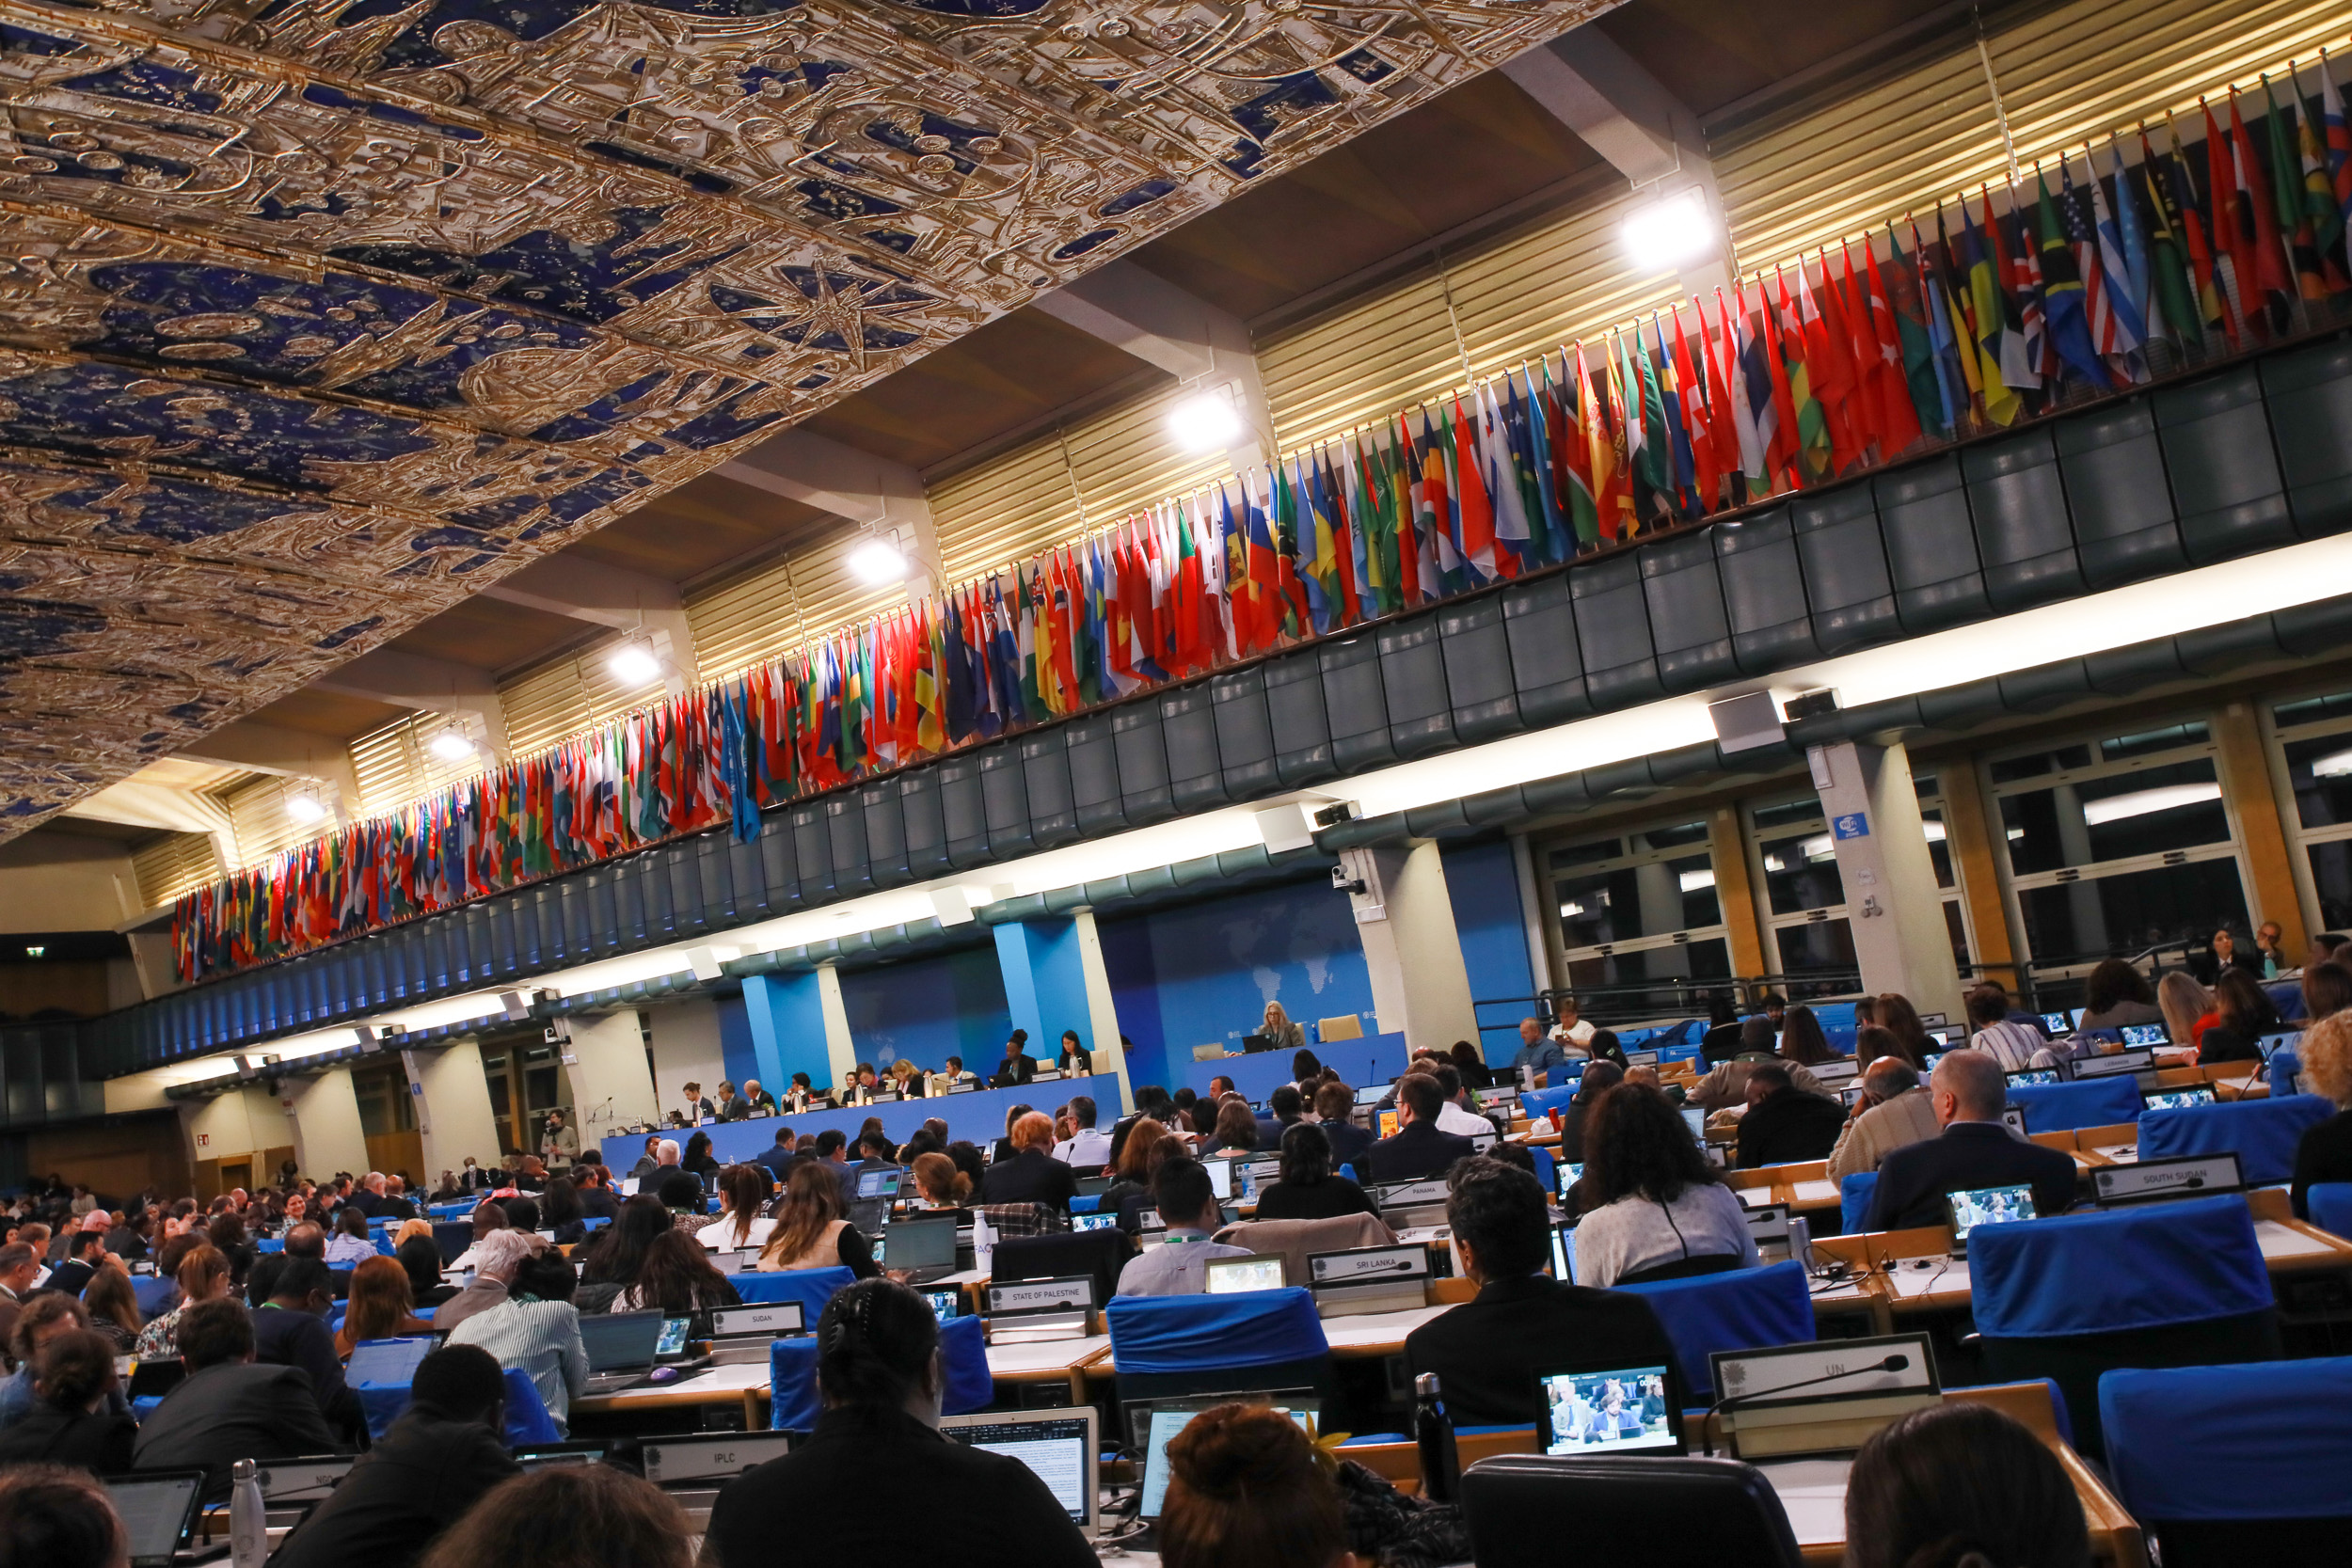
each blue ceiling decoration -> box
[0,0,1598,832]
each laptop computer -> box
[1241,1032,1276,1053]
[1549,1223,1576,1281]
[2119,1022,2170,1048]
[1073,1211,1120,1232]
[1204,1255,1287,1294]
[854,1167,903,1201]
[255,1453,358,1519]
[881,1216,960,1285]
[2005,1069,2060,1086]
[513,1440,617,1471]
[922,1286,962,1323]
[2142,1085,2217,1111]
[1679,1106,1707,1144]
[578,1310,667,1395]
[1135,1397,1318,1521]
[346,1336,436,1390]
[1534,1358,1685,1456]
[940,1409,1099,1537]
[105,1472,205,1568]
[125,1357,185,1402]
[1944,1183,2037,1257]
[1553,1160,1584,1202]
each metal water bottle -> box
[1788,1214,1814,1275]
[230,1458,265,1568]
[1413,1371,1459,1502]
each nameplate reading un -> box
[1309,1246,1429,1285]
[989,1278,1093,1316]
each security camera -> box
[1329,865,1368,895]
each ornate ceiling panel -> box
[0,0,1603,833]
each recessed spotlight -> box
[848,537,908,585]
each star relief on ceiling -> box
[0,0,1608,834]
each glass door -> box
[1745,778,1967,993]
[1540,817,1731,1019]
[2266,687,2352,935]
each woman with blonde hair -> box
[1260,1001,1307,1054]
[2291,1010,2352,1219]
[2157,971,2215,1051]
[755,1160,879,1277]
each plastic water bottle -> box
[1413,1372,1458,1503]
[230,1459,265,1568]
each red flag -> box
[1862,238,1923,455]
[2228,87,2295,335]
[1668,306,1721,511]
[1758,276,1804,488]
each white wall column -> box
[814,966,857,1087]
[645,998,728,1110]
[1073,911,1135,1116]
[561,1009,660,1132]
[1339,840,1481,1055]
[404,1040,505,1180]
[283,1069,370,1182]
[1810,739,1966,1022]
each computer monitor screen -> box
[1204,1256,1286,1294]
[655,1318,691,1358]
[1554,1161,1584,1201]
[2006,1069,2060,1085]
[1073,1212,1120,1232]
[2121,1023,2169,1047]
[855,1168,901,1200]
[882,1217,957,1269]
[941,1412,1096,1531]
[1535,1364,1681,1455]
[1203,1160,1233,1201]
[1355,1084,1388,1106]
[2041,1011,2073,1035]
[106,1474,203,1568]
[2143,1086,2216,1110]
[923,1288,961,1323]
[346,1336,436,1388]
[1679,1106,1706,1144]
[580,1311,664,1372]
[1137,1402,1317,1519]
[1549,1223,1575,1282]
[1946,1184,2036,1247]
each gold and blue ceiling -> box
[0,0,1598,834]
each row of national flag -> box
[172,69,2352,981]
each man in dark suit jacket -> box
[1254,1085,1306,1152]
[134,1299,342,1497]
[42,1227,107,1300]
[250,1258,355,1430]
[1864,1049,2079,1232]
[978,1113,1078,1211]
[1735,1065,1850,1168]
[753,1127,798,1186]
[1406,1158,1676,1427]
[1312,1083,1375,1172]
[991,1034,1039,1089]
[267,1345,516,1568]
[1362,1074,1477,1185]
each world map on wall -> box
[0,0,1604,837]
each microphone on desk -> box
[1703,1355,1912,1458]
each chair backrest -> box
[500,1366,561,1446]
[1616,1253,1746,1286]
[940,1313,993,1416]
[2101,1356,2352,1567]
[1971,1196,2280,1460]
[769,1337,820,1433]
[1836,1173,1877,1236]
[1616,1260,1814,1401]
[1209,1212,1397,1286]
[733,1265,856,1323]
[2137,1094,2337,1185]
[1460,1454,1804,1568]
[2307,1181,2352,1239]
[1525,1145,1556,1198]
[993,1229,1134,1308]
[1318,1015,1364,1042]
[1105,1288,1332,1403]
[1519,1085,1579,1123]
[132,1274,180,1319]
[2005,1076,2144,1132]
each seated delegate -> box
[1248,1124,1379,1222]
[1361,1073,1477,1184]
[445,1249,588,1436]
[2292,1011,2352,1219]
[754,1162,879,1278]
[703,1279,1097,1568]
[977,1112,1078,1211]
[1736,1063,1850,1166]
[133,1299,342,1494]
[1570,1083,1760,1288]
[1406,1158,1674,1427]
[1114,1157,1252,1297]
[1826,1056,1941,1180]
[1862,1050,2078,1233]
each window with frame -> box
[1541,818,1731,1018]
[1745,777,1967,987]
[1985,719,2248,971]
[2267,689,2352,934]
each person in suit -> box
[929,1056,978,1096]
[268,1344,517,1568]
[1362,1073,1477,1185]
[133,1299,342,1497]
[1311,1083,1375,1172]
[1736,1064,1851,1166]
[250,1258,355,1433]
[457,1157,497,1194]
[1863,1050,2078,1232]
[991,1032,1038,1089]
[711,1082,747,1121]
[739,1080,779,1117]
[753,1126,798,1186]
[626,1136,663,1180]
[1406,1158,1675,1427]
[41,1227,107,1301]
[977,1112,1078,1211]
[675,1083,716,1127]
[1254,1084,1307,1152]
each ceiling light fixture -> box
[1620,186,1717,271]
[23,945,42,958]
[427,722,477,764]
[847,535,908,585]
[1168,388,1244,451]
[2079,781,2223,827]
[607,639,661,687]
[286,784,328,824]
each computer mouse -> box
[647,1366,682,1385]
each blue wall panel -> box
[836,948,1011,1076]
[1094,880,1375,1100]
[714,991,759,1092]
[1441,838,1537,1063]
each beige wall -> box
[0,829,139,933]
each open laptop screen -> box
[346,1336,435,1388]
[1945,1184,2036,1253]
[1137,1401,1317,1520]
[106,1473,203,1568]
[1203,1256,1285,1294]
[580,1310,664,1372]
[855,1167,902,1200]
[882,1217,957,1270]
[941,1410,1097,1533]
[1534,1363,1682,1455]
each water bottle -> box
[229,1459,265,1568]
[1413,1371,1458,1503]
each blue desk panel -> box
[595,1072,1124,1168]
[1180,1034,1409,1103]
